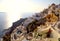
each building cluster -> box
[0,3,60,41]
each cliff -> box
[2,3,60,41]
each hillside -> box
[1,3,60,41]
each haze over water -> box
[0,12,7,32]
[0,12,21,31]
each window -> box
[14,34,17,40]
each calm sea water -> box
[0,12,7,32]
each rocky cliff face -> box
[2,3,60,41]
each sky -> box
[0,0,60,28]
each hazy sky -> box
[0,0,60,27]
